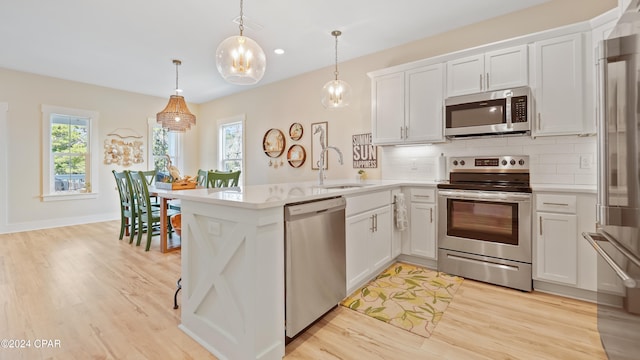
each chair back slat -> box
[207,170,241,188]
[113,170,134,208]
[128,171,153,215]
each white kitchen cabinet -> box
[408,188,437,260]
[534,192,598,294]
[532,33,589,136]
[346,191,393,293]
[371,63,444,145]
[446,44,528,97]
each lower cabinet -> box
[534,192,597,293]
[408,188,437,260]
[346,191,393,294]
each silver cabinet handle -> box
[479,74,483,90]
[486,72,489,89]
[539,216,543,236]
[430,208,433,223]
[582,232,637,288]
[537,113,541,131]
[543,202,569,206]
[405,125,408,139]
[374,214,378,232]
[400,126,404,139]
[370,214,375,233]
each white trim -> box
[2,211,119,234]
[0,102,8,233]
[217,114,245,185]
[41,104,100,201]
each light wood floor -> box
[0,221,606,360]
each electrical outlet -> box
[410,158,418,171]
[208,221,221,236]
[580,155,593,169]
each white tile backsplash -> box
[381,134,597,185]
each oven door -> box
[438,189,532,263]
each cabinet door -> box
[533,33,584,136]
[405,64,444,143]
[410,203,436,259]
[485,45,528,91]
[346,210,374,292]
[446,54,484,97]
[370,206,392,272]
[371,72,405,144]
[536,212,578,285]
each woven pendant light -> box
[157,60,196,132]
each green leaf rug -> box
[341,262,464,338]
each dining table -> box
[149,185,203,253]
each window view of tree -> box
[51,115,88,191]
[151,125,179,174]
[221,122,242,172]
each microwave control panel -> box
[511,96,528,123]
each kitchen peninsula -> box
[166,179,416,360]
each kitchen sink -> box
[320,183,371,190]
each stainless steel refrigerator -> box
[582,1,640,359]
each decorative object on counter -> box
[103,128,144,166]
[341,262,463,338]
[321,30,352,109]
[263,128,285,157]
[313,122,343,185]
[287,144,306,168]
[157,59,196,132]
[155,154,197,189]
[289,122,303,141]
[311,122,328,170]
[215,0,266,85]
[352,133,377,169]
[356,169,367,181]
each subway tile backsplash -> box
[380,135,596,185]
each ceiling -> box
[0,0,550,104]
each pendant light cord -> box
[334,33,339,80]
[239,0,244,36]
[173,59,181,94]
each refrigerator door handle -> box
[582,232,637,288]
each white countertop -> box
[156,179,439,210]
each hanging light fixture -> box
[156,59,196,132]
[215,0,266,85]
[321,30,352,109]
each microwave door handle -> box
[505,93,513,128]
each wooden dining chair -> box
[128,171,180,251]
[112,170,137,242]
[207,170,241,188]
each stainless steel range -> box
[437,155,532,292]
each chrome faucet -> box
[314,126,343,185]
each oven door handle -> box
[438,190,531,202]
[582,232,637,288]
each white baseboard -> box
[0,212,119,234]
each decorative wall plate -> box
[263,128,285,157]
[287,145,306,168]
[289,123,303,141]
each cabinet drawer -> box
[346,190,391,217]
[410,188,436,203]
[536,194,576,213]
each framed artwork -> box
[289,123,303,141]
[310,122,328,170]
[287,145,306,168]
[262,128,285,158]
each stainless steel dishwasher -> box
[285,196,346,338]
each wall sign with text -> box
[352,133,377,168]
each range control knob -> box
[460,160,465,166]
[501,160,508,166]
[453,160,458,166]
[510,159,516,165]
[519,159,525,166]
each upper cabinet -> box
[532,33,594,136]
[371,63,444,145]
[446,44,528,97]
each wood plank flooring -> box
[0,221,606,359]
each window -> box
[148,118,182,175]
[41,105,99,201]
[218,115,245,184]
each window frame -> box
[147,117,183,174]
[41,104,99,201]
[218,114,245,185]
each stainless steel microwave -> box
[444,86,531,138]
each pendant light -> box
[156,59,196,132]
[321,30,352,109]
[215,0,266,85]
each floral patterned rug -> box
[341,262,464,338]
